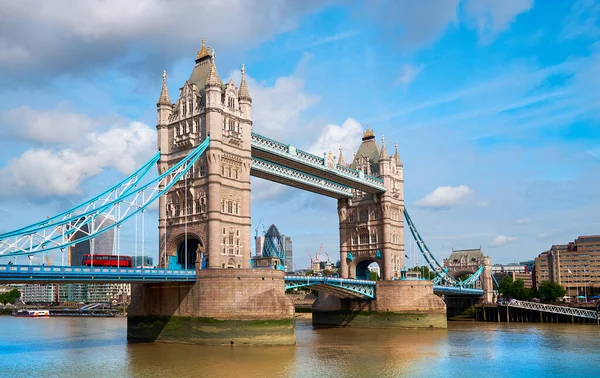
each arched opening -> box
[226,258,236,269]
[355,260,381,281]
[177,238,202,269]
[450,269,475,280]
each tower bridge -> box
[0,41,489,345]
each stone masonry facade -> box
[156,40,252,270]
[338,129,405,280]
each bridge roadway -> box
[0,265,483,297]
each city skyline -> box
[0,1,599,269]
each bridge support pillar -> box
[312,280,446,328]
[127,269,295,345]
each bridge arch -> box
[355,259,381,280]
[449,269,476,280]
[170,233,205,270]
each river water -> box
[0,316,598,377]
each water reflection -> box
[0,317,599,377]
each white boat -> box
[12,309,50,318]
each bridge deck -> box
[0,265,196,283]
[0,266,484,298]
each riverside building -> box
[534,235,600,298]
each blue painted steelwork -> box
[251,132,386,192]
[251,157,353,197]
[404,208,484,291]
[285,276,376,299]
[0,152,161,239]
[461,265,485,286]
[0,265,195,283]
[432,285,484,296]
[0,264,482,297]
[0,137,210,258]
[404,209,459,286]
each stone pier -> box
[127,269,295,345]
[312,280,447,328]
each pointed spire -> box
[394,142,402,165]
[338,145,345,165]
[205,51,221,87]
[196,38,211,61]
[239,64,252,102]
[379,135,388,160]
[157,70,171,106]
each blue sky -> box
[0,0,599,268]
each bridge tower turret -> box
[155,41,252,270]
[338,129,405,280]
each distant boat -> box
[12,309,50,318]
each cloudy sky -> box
[0,0,599,268]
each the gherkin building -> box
[262,224,285,262]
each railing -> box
[251,158,353,197]
[433,285,484,295]
[0,265,196,282]
[251,132,385,191]
[508,299,599,320]
[284,276,376,299]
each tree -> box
[498,276,533,301]
[0,289,21,305]
[536,281,566,302]
[369,271,379,281]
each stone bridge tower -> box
[156,40,252,270]
[443,248,493,303]
[337,129,405,280]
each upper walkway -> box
[250,132,386,198]
[0,265,483,298]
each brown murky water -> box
[1,316,599,377]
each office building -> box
[132,256,154,267]
[534,235,600,297]
[255,235,265,258]
[282,235,293,272]
[69,214,116,266]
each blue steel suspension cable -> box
[0,151,160,239]
[0,137,210,257]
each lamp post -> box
[28,255,33,266]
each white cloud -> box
[516,217,531,224]
[0,121,155,197]
[490,235,518,247]
[228,64,319,142]
[308,118,364,161]
[0,0,332,78]
[561,0,600,40]
[0,103,97,144]
[415,185,473,209]
[463,0,534,43]
[250,177,290,203]
[396,64,423,85]
[365,0,460,48]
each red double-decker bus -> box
[81,254,133,268]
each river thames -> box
[0,316,598,377]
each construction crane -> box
[44,251,55,266]
[306,250,313,270]
[254,219,263,239]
